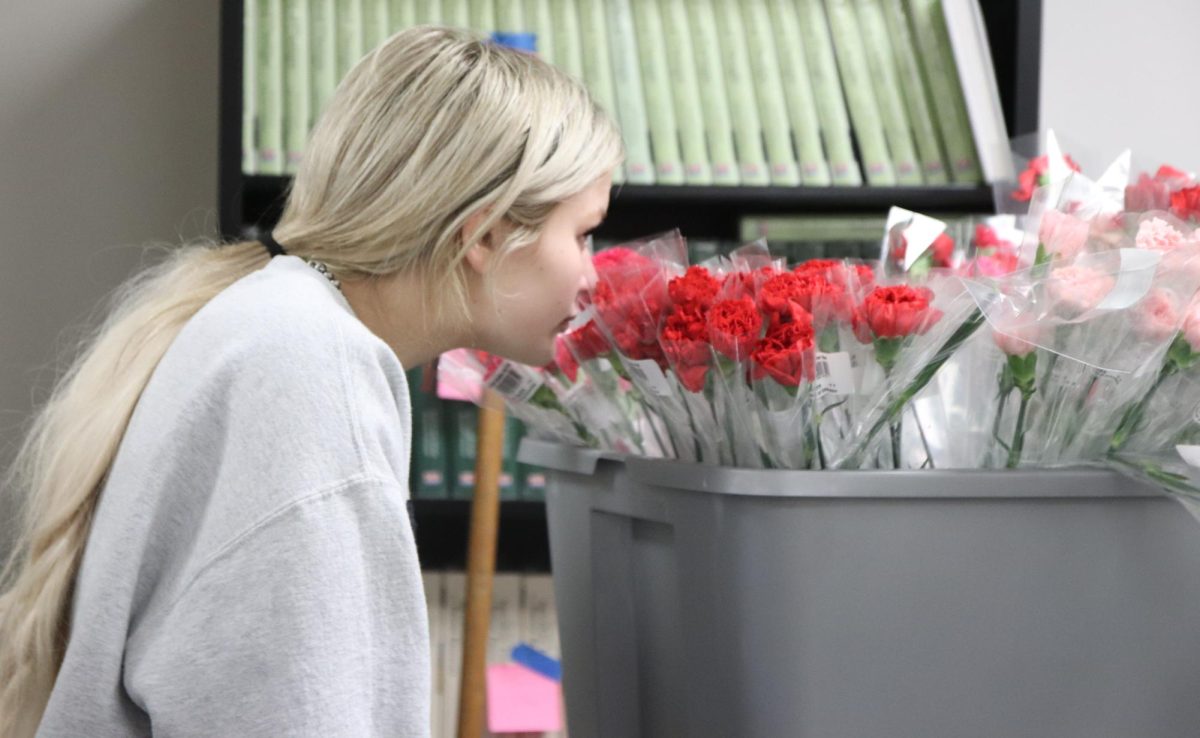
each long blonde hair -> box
[0,25,622,736]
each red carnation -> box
[856,284,942,341]
[1170,186,1200,221]
[592,246,655,273]
[1012,153,1082,202]
[758,271,851,329]
[793,259,842,276]
[662,303,709,342]
[847,263,876,291]
[592,258,669,365]
[751,318,816,387]
[974,224,1002,248]
[1156,164,1191,182]
[553,335,579,382]
[931,233,955,268]
[661,304,712,392]
[708,297,763,360]
[563,319,609,363]
[720,267,776,301]
[668,266,720,308]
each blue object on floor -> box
[511,643,561,682]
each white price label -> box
[814,351,855,396]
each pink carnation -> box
[1135,217,1187,251]
[1038,209,1090,262]
[973,251,1021,277]
[992,319,1042,357]
[1132,289,1182,343]
[1183,296,1200,352]
[1045,265,1115,315]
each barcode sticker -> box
[485,362,542,403]
[814,351,855,396]
[626,358,674,398]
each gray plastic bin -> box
[518,438,1200,738]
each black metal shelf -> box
[236,174,995,241]
[413,499,549,572]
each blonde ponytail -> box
[0,242,269,736]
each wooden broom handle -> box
[457,390,507,738]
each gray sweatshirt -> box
[36,256,430,737]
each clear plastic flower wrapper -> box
[1105,393,1200,522]
[832,271,981,469]
[588,231,717,462]
[556,312,671,458]
[702,244,778,468]
[1103,251,1200,504]
[879,207,963,280]
[656,254,752,467]
[747,257,872,468]
[963,214,1024,278]
[437,348,596,447]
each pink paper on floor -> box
[486,663,563,733]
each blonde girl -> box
[0,25,622,737]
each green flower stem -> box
[1005,352,1038,468]
[990,364,1015,456]
[889,419,902,468]
[1006,389,1033,468]
[840,307,986,469]
[1109,453,1200,497]
[1032,242,1052,278]
[1109,335,1197,454]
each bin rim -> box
[518,439,1163,500]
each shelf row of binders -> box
[241,0,1009,188]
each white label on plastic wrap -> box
[484,362,542,403]
[1176,444,1200,468]
[626,358,673,398]
[814,351,855,396]
[1094,249,1161,311]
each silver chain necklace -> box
[304,258,342,293]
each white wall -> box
[0,1,220,558]
[1040,0,1200,174]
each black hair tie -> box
[260,231,287,257]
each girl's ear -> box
[462,208,498,276]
